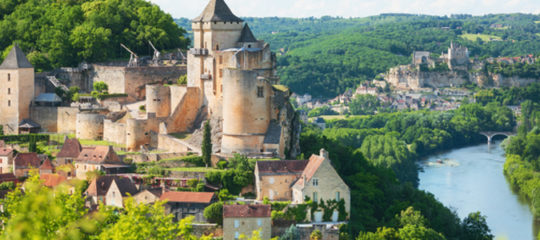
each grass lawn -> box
[460,33,502,42]
[168,167,225,173]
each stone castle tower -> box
[0,44,35,135]
[447,41,469,69]
[187,0,297,157]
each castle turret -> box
[0,44,35,134]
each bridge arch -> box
[479,131,515,144]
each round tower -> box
[221,69,271,154]
[145,84,170,118]
[76,112,104,140]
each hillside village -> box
[296,42,537,123]
[0,0,349,239]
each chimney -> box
[320,148,329,159]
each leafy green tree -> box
[93,81,108,93]
[310,230,322,240]
[28,134,37,153]
[202,120,212,167]
[398,207,427,227]
[203,201,223,225]
[461,212,493,240]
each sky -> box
[148,0,540,19]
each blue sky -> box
[149,0,540,19]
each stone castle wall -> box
[103,119,126,146]
[31,106,79,133]
[146,85,171,118]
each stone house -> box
[223,204,271,240]
[292,149,350,215]
[74,146,129,179]
[254,160,308,201]
[133,188,163,205]
[0,147,14,174]
[85,175,138,208]
[159,191,216,222]
[13,152,41,177]
[56,138,82,165]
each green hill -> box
[177,14,540,99]
[0,0,189,71]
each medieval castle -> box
[0,0,299,159]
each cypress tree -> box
[202,120,212,167]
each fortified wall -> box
[30,106,79,133]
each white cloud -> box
[149,0,540,18]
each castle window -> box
[219,69,223,78]
[7,73,10,81]
[313,192,318,203]
[312,178,319,186]
[215,44,219,50]
[257,86,264,98]
[248,44,252,48]
[219,56,223,64]
[7,88,10,95]
[336,191,340,201]
[7,100,10,107]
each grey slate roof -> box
[35,93,62,103]
[239,24,257,43]
[263,121,281,144]
[0,44,33,69]
[192,0,243,23]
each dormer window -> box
[312,178,319,186]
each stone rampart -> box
[30,106,79,133]
[103,119,126,146]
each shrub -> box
[203,202,223,225]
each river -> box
[418,141,537,240]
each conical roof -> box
[193,0,243,23]
[0,44,33,69]
[239,24,257,43]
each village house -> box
[40,173,67,188]
[254,149,351,216]
[223,204,272,240]
[255,160,308,201]
[133,188,163,205]
[13,152,41,177]
[159,191,216,222]
[74,146,130,179]
[85,175,138,208]
[291,149,351,214]
[0,147,14,174]
[39,158,55,175]
[56,138,82,165]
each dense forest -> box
[0,0,189,71]
[504,99,540,220]
[177,14,540,99]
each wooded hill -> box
[178,14,540,99]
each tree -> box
[93,81,108,93]
[203,202,223,225]
[398,206,427,227]
[202,120,212,167]
[461,212,493,240]
[310,230,322,240]
[28,134,37,153]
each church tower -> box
[0,44,35,134]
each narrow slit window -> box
[257,86,264,98]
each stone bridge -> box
[479,131,515,143]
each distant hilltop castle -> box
[0,0,300,159]
[387,42,537,90]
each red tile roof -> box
[76,146,122,164]
[14,153,41,169]
[223,204,271,218]
[57,139,82,158]
[39,158,54,171]
[40,174,67,187]
[256,160,308,174]
[0,148,13,156]
[159,191,215,204]
[293,153,325,189]
[85,175,137,197]
[0,173,17,182]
